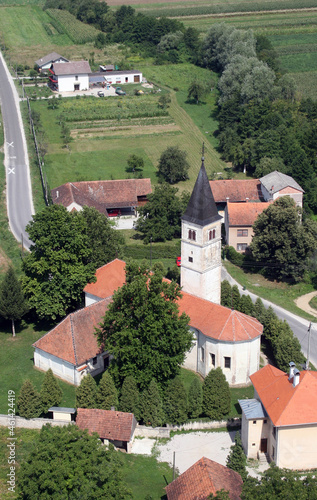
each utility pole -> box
[173,451,176,481]
[306,322,312,370]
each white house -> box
[35,52,69,71]
[102,70,142,85]
[49,61,91,92]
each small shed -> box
[49,407,76,422]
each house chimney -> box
[293,369,300,387]
[289,361,296,381]
[56,190,59,199]
[111,406,115,411]
[246,197,249,203]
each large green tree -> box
[76,374,98,409]
[0,267,28,336]
[250,197,317,282]
[18,424,131,499]
[96,261,193,389]
[157,146,190,184]
[40,368,62,413]
[97,371,118,410]
[17,380,42,419]
[203,368,231,420]
[187,80,209,104]
[22,205,122,321]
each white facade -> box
[103,71,142,85]
[181,219,222,305]
[183,328,260,386]
[85,292,103,307]
[57,73,89,92]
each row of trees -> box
[76,367,231,426]
[221,280,305,372]
[17,369,62,419]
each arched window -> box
[209,229,216,240]
[188,230,196,241]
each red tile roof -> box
[33,298,111,366]
[210,179,262,203]
[250,365,317,426]
[51,179,152,213]
[165,457,242,500]
[76,408,136,442]
[84,261,262,342]
[227,202,271,227]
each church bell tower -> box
[181,151,222,304]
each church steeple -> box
[182,147,221,226]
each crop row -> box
[46,9,99,43]
[73,116,174,129]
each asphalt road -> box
[0,52,34,250]
[222,267,317,368]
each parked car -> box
[176,256,181,267]
[115,87,126,96]
[97,91,104,97]
[108,209,121,217]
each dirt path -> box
[295,291,317,318]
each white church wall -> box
[34,348,76,384]
[183,328,198,372]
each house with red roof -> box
[239,363,317,469]
[51,178,152,217]
[165,457,242,500]
[76,408,137,452]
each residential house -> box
[33,298,111,386]
[35,52,69,72]
[210,179,263,218]
[76,408,137,452]
[259,171,304,207]
[165,457,242,500]
[49,61,91,92]
[239,364,317,469]
[224,202,271,252]
[51,178,152,217]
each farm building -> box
[51,178,152,217]
[102,70,143,85]
[35,52,69,71]
[49,61,91,92]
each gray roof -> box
[49,407,76,413]
[35,52,68,67]
[239,399,268,419]
[260,171,304,194]
[182,159,222,226]
[52,61,91,76]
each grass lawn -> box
[229,384,254,417]
[0,321,76,414]
[223,260,316,321]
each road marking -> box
[6,141,14,147]
[8,167,15,175]
[9,156,16,159]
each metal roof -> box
[49,407,76,413]
[35,52,68,67]
[238,399,268,419]
[260,171,304,194]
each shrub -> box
[187,377,203,419]
[76,374,98,409]
[225,246,244,267]
[17,380,42,419]
[97,371,118,410]
[140,379,164,427]
[40,369,62,413]
[164,377,188,424]
[203,368,230,420]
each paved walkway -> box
[295,291,317,318]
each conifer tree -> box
[40,368,62,413]
[164,377,188,424]
[17,379,42,419]
[75,374,98,409]
[119,376,140,420]
[188,377,203,419]
[140,379,164,427]
[0,267,28,336]
[97,371,118,410]
[203,368,231,420]
[239,295,254,316]
[226,431,247,481]
[253,297,266,323]
[221,280,232,308]
[231,285,241,310]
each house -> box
[35,52,69,72]
[102,69,143,85]
[165,457,242,500]
[83,259,263,386]
[239,364,317,469]
[210,179,263,218]
[259,171,304,207]
[76,408,137,452]
[224,202,271,252]
[33,299,112,386]
[51,178,152,217]
[49,61,91,92]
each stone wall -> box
[0,414,72,429]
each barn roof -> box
[209,179,262,203]
[260,171,304,194]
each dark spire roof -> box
[182,156,221,226]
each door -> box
[260,438,267,453]
[74,84,80,91]
[134,75,140,83]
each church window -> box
[224,356,231,369]
[188,257,193,263]
[210,353,215,367]
[201,347,205,362]
[188,229,196,241]
[209,229,216,240]
[237,229,248,237]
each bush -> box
[76,374,98,409]
[225,246,244,267]
[40,368,62,413]
[97,371,118,410]
[17,380,42,419]
[164,377,188,424]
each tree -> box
[221,280,232,308]
[17,380,42,419]
[231,285,241,310]
[158,94,171,109]
[250,197,317,281]
[187,377,203,419]
[119,376,141,420]
[203,368,231,420]
[135,184,185,243]
[97,371,118,410]
[22,205,122,321]
[40,368,62,413]
[140,379,164,427]
[239,295,254,316]
[0,267,28,336]
[76,374,98,409]
[254,157,286,178]
[157,146,190,184]
[18,424,131,499]
[126,154,144,174]
[226,431,247,481]
[187,80,208,104]
[96,261,193,390]
[164,377,188,424]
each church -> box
[33,156,262,386]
